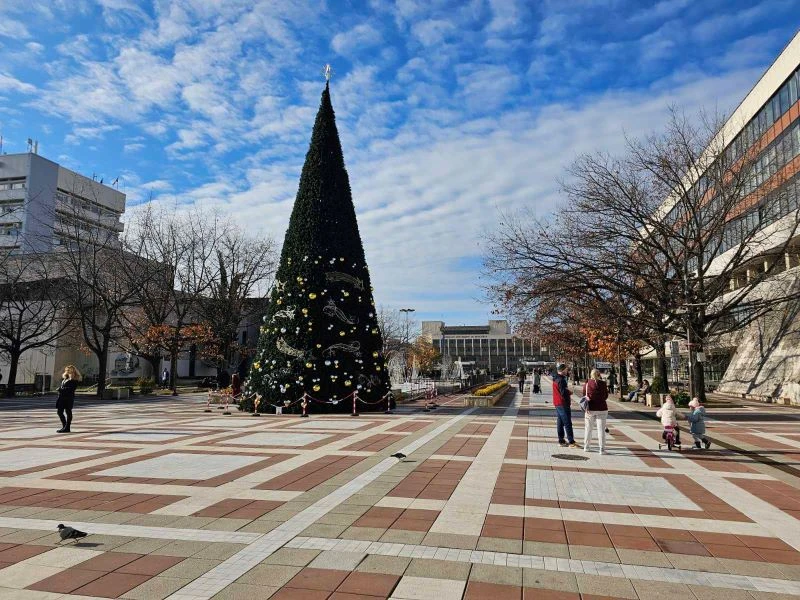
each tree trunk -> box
[692,341,707,403]
[145,355,160,382]
[634,353,643,387]
[654,341,669,393]
[170,347,179,396]
[96,338,110,398]
[4,351,20,398]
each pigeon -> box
[390,452,406,459]
[57,524,87,543]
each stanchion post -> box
[301,394,309,418]
[351,391,359,417]
[384,392,393,415]
[252,393,262,417]
[223,393,231,415]
[204,391,212,413]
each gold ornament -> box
[313,384,320,392]
[344,380,352,387]
[309,293,317,299]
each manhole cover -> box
[551,453,590,461]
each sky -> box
[1,1,798,331]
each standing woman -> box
[583,368,609,454]
[56,365,81,433]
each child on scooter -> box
[656,395,681,445]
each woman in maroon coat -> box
[582,368,609,454]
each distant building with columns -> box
[421,320,552,373]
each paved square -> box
[0,447,102,471]
[225,432,331,446]
[95,452,263,479]
[0,382,798,600]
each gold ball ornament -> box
[308,293,317,299]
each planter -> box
[464,383,509,408]
[646,392,662,407]
[102,388,130,400]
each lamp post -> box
[400,308,415,382]
[680,302,709,400]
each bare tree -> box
[0,251,72,396]
[485,110,800,400]
[198,229,277,375]
[376,306,406,357]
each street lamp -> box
[399,308,415,381]
[679,302,709,400]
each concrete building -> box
[421,319,552,373]
[639,31,800,403]
[0,151,125,252]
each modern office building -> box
[639,30,800,402]
[0,151,125,252]
[421,319,552,373]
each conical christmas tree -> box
[247,82,390,413]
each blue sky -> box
[1,1,798,330]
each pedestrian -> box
[552,363,577,447]
[533,369,541,394]
[517,365,527,394]
[608,368,617,394]
[56,365,81,433]
[218,369,231,389]
[686,398,711,449]
[656,394,681,445]
[582,368,609,454]
[161,367,169,388]
[231,372,242,397]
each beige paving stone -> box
[774,564,800,581]
[717,558,788,579]
[569,544,620,563]
[76,534,133,551]
[315,512,359,526]
[309,550,366,570]
[665,553,728,573]
[750,593,799,600]
[210,583,278,600]
[469,563,523,586]
[262,548,321,567]
[112,538,172,555]
[392,575,466,600]
[159,558,222,580]
[356,554,412,575]
[236,519,281,533]
[523,541,570,558]
[615,548,673,567]
[155,540,213,557]
[121,576,193,600]
[522,567,579,593]
[689,585,756,600]
[300,522,348,537]
[406,558,471,580]
[235,564,301,587]
[347,494,386,506]
[380,529,426,544]
[330,504,370,516]
[191,542,247,560]
[200,518,250,532]
[476,536,522,553]
[124,514,182,527]
[632,579,696,600]
[165,516,218,529]
[422,532,479,549]
[0,529,54,543]
[340,526,386,540]
[576,574,638,599]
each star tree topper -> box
[323,63,333,82]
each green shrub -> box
[238,394,256,413]
[673,391,690,407]
[650,377,663,393]
[136,377,156,395]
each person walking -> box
[161,367,169,388]
[582,369,609,453]
[608,368,617,394]
[686,398,711,449]
[553,363,577,447]
[56,365,81,433]
[517,365,527,394]
[533,369,541,394]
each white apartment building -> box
[0,151,125,252]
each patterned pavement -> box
[0,381,799,600]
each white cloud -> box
[0,73,36,94]
[0,17,31,39]
[332,23,382,56]
[64,124,121,144]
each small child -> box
[686,398,711,449]
[656,395,680,445]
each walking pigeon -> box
[57,524,87,542]
[390,452,406,459]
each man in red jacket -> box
[552,363,577,447]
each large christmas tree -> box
[247,81,390,413]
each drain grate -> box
[551,453,590,461]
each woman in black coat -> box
[56,365,81,433]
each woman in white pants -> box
[583,369,609,454]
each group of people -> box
[529,363,710,454]
[516,367,544,394]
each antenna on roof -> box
[27,138,33,152]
